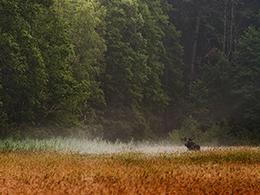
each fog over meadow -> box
[2,137,253,155]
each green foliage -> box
[232,27,260,140]
[169,115,248,145]
[55,0,107,114]
[139,0,170,108]
[0,0,259,144]
[101,0,180,110]
[102,0,149,107]
[187,50,234,128]
[98,0,184,139]
[169,116,201,144]
[101,108,150,141]
[0,0,50,123]
[0,0,104,127]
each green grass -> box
[0,138,259,165]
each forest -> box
[0,0,259,145]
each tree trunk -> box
[191,15,201,81]
[223,0,228,55]
[228,0,234,59]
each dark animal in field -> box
[182,137,200,151]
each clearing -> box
[0,147,259,194]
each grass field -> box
[0,146,259,194]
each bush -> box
[169,115,260,146]
[169,116,202,145]
[101,109,150,142]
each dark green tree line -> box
[168,0,260,144]
[0,0,75,126]
[0,0,259,144]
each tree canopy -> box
[0,0,259,144]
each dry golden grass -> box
[0,148,259,195]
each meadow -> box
[0,140,259,194]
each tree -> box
[101,0,149,108]
[0,0,77,125]
[232,27,260,141]
[0,0,49,123]
[54,0,107,121]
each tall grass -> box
[1,148,260,194]
[1,138,259,156]
[0,138,181,154]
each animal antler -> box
[181,137,187,142]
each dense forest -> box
[0,0,259,145]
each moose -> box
[182,137,200,151]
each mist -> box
[1,137,226,154]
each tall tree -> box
[102,0,149,108]
[0,0,76,124]
[232,27,260,141]
[54,0,106,121]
